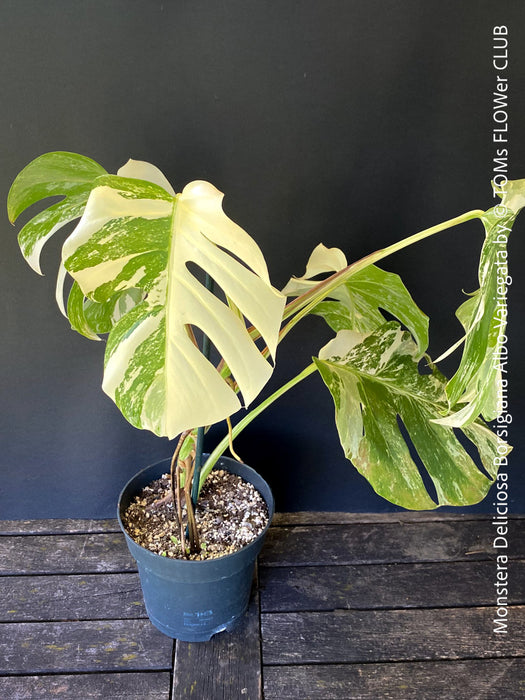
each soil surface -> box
[122,469,269,560]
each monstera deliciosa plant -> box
[8,152,523,547]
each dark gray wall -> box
[1,1,524,517]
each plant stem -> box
[192,427,205,504]
[170,429,190,529]
[170,430,191,508]
[184,459,200,553]
[175,458,186,557]
[191,274,215,506]
[279,209,484,340]
[199,362,318,492]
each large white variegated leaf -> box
[62,160,285,438]
[437,179,525,427]
[283,243,428,355]
[314,322,506,509]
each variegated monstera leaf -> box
[438,179,525,427]
[283,243,429,356]
[314,322,505,509]
[8,152,285,438]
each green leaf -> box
[179,429,198,462]
[67,283,145,339]
[283,244,428,355]
[439,179,525,426]
[8,152,107,274]
[314,322,505,509]
[67,281,101,341]
[83,288,145,334]
[61,159,285,438]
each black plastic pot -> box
[117,455,274,642]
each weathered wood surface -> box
[0,519,119,535]
[173,581,262,700]
[261,607,525,664]
[271,512,524,526]
[5,511,520,534]
[263,658,525,700]
[260,520,525,566]
[1,515,522,699]
[0,533,135,574]
[0,573,145,621]
[0,672,170,699]
[259,559,525,611]
[0,620,173,674]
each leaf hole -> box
[185,261,225,302]
[184,260,271,360]
[395,415,440,505]
[454,427,494,481]
[187,323,244,405]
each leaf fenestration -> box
[61,161,285,438]
[8,152,107,276]
[315,322,505,509]
[9,153,285,440]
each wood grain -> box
[263,658,525,699]
[259,560,525,611]
[0,519,119,535]
[0,620,173,674]
[271,512,517,526]
[0,672,170,699]
[261,607,525,664]
[260,520,525,566]
[0,533,136,575]
[0,573,145,621]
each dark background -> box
[1,1,523,518]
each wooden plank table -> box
[0,513,523,699]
